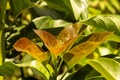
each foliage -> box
[0,0,120,80]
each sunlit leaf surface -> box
[16,60,54,80]
[88,58,120,80]
[32,16,72,29]
[82,15,120,42]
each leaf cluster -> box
[0,0,120,80]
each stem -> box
[0,31,4,80]
[57,58,63,73]
[0,0,7,79]
[60,70,68,80]
[51,55,57,80]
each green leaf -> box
[107,32,120,42]
[0,62,18,76]
[88,58,120,80]
[16,60,54,80]
[69,0,88,20]
[85,76,105,80]
[82,15,120,42]
[10,0,34,17]
[44,0,88,21]
[32,16,72,29]
[85,70,105,80]
[0,61,53,80]
[44,0,69,12]
[93,28,120,42]
[70,65,93,80]
[82,15,120,35]
[33,6,60,19]
[63,32,112,68]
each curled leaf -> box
[13,37,48,62]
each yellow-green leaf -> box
[13,37,48,62]
[88,58,120,80]
[63,32,112,68]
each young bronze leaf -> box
[13,37,48,62]
[34,29,76,58]
[57,22,82,43]
[72,22,84,34]
[63,32,112,68]
[57,25,76,43]
[34,30,58,48]
[33,30,61,58]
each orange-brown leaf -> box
[13,37,48,62]
[63,32,112,68]
[34,30,62,58]
[33,29,58,48]
[57,23,80,43]
[57,26,75,42]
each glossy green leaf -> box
[88,58,120,80]
[0,62,18,76]
[44,0,88,21]
[82,15,120,42]
[69,0,88,20]
[16,60,54,80]
[0,60,53,80]
[32,16,72,29]
[10,0,34,17]
[63,32,112,68]
[82,15,120,35]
